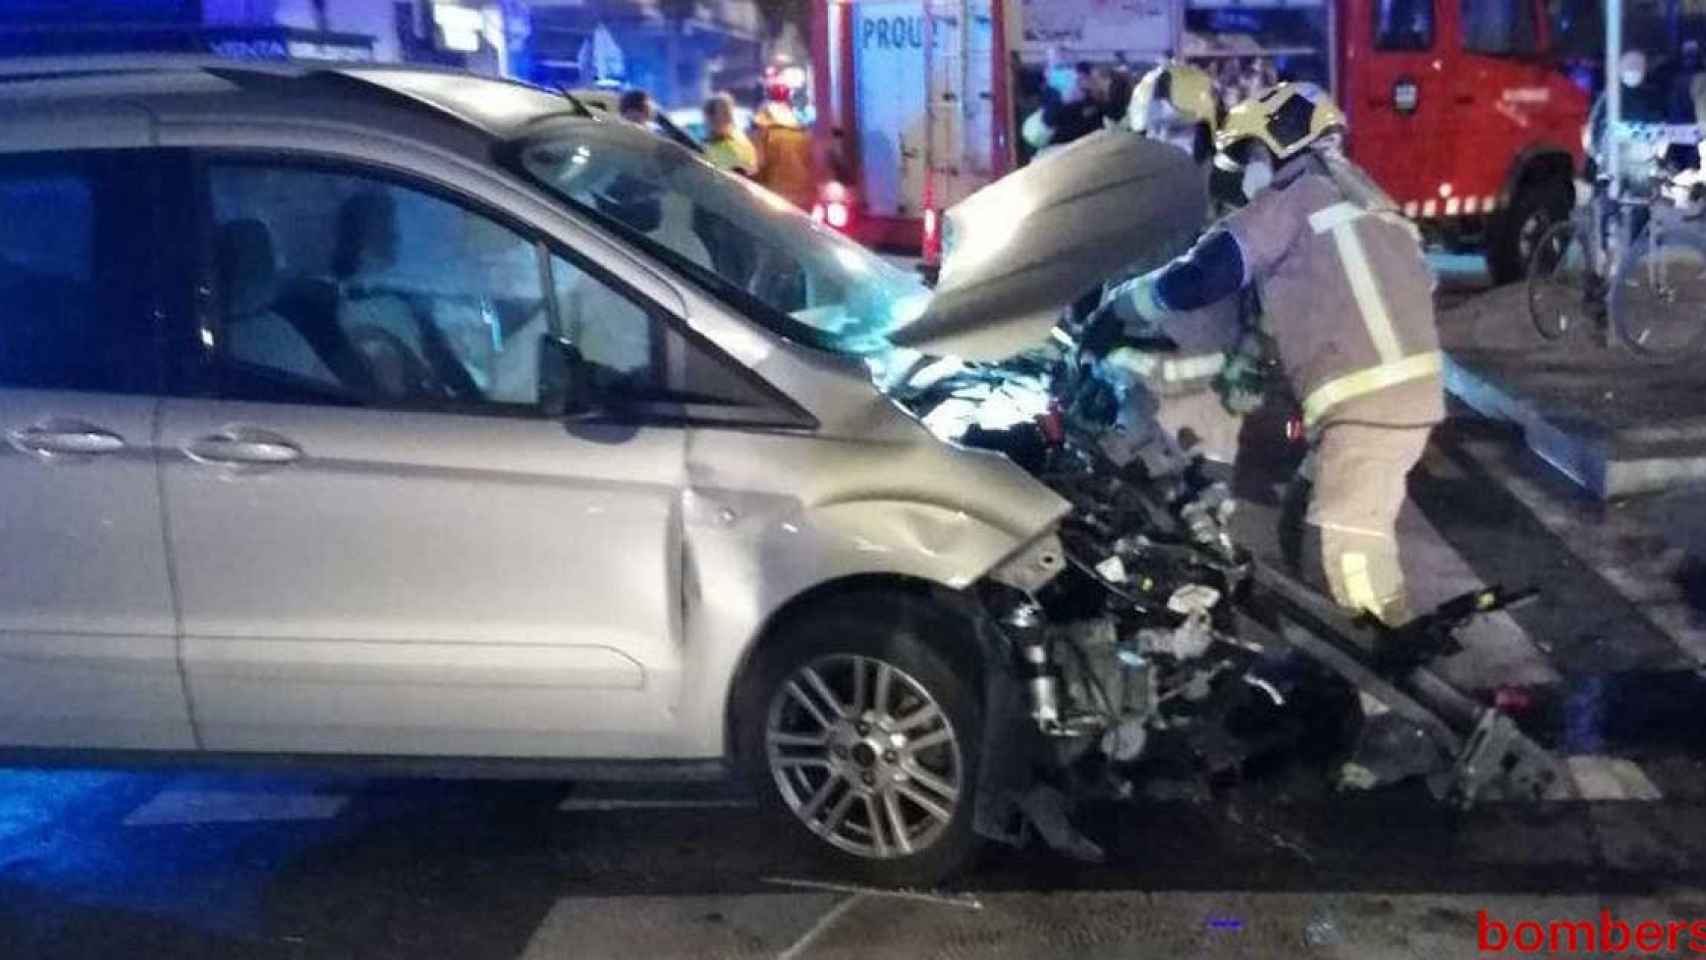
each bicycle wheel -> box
[1525,220,1597,341]
[1610,225,1706,358]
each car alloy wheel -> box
[764,653,964,860]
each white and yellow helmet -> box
[1128,63,1219,137]
[1214,82,1347,167]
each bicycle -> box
[1525,167,1706,358]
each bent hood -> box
[888,131,1209,362]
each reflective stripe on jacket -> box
[1223,168,1443,427]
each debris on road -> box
[761,876,984,911]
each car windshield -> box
[514,124,930,356]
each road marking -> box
[775,894,863,960]
[1566,755,1664,801]
[1452,434,1706,667]
[763,875,983,910]
[556,797,754,812]
[122,789,347,826]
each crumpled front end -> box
[884,337,1567,857]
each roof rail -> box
[0,54,273,80]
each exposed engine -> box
[886,337,1568,826]
[888,343,1340,791]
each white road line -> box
[763,875,984,910]
[775,894,863,960]
[555,797,754,812]
[1566,755,1664,801]
[1456,435,1706,666]
[122,789,348,827]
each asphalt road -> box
[5,258,1706,959]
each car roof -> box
[0,56,606,155]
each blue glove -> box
[1081,274,1167,359]
[1079,296,1142,359]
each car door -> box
[157,157,700,758]
[1344,0,1446,217]
[0,150,193,750]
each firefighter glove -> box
[1214,347,1267,416]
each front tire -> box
[736,593,982,887]
[1489,176,1573,286]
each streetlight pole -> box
[1606,0,1623,348]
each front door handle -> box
[8,421,126,457]
[185,429,303,466]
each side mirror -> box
[537,334,597,418]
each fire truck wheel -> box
[1488,176,1574,286]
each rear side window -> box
[0,156,157,393]
[1375,0,1435,51]
[1462,0,1540,56]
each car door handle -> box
[1455,93,1476,105]
[8,422,126,456]
[185,430,303,465]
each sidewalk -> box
[1440,285,1706,498]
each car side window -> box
[1375,0,1435,51]
[206,163,551,411]
[0,156,157,394]
[1461,0,1540,57]
[550,252,785,414]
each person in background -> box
[1013,58,1048,165]
[1587,50,1671,185]
[1043,62,1105,148]
[619,88,654,125]
[1095,63,1133,129]
[752,79,816,210]
[1671,39,1706,127]
[1019,66,1064,161]
[702,93,758,176]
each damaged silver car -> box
[0,61,1562,887]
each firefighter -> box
[1127,62,1219,166]
[1086,83,1444,627]
[1094,62,1245,467]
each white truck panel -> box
[854,0,929,217]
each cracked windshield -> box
[4,0,1706,958]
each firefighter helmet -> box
[1214,82,1346,167]
[1128,63,1219,137]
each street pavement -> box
[3,258,1705,958]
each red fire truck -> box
[809,0,1589,283]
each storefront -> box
[0,0,530,78]
[0,23,375,61]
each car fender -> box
[666,429,1068,758]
